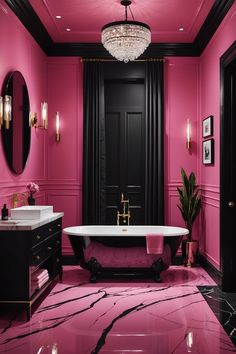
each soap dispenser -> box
[1,204,8,220]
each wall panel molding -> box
[201,198,219,208]
[201,184,220,193]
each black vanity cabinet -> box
[0,216,63,319]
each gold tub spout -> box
[117,193,131,225]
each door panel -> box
[106,112,120,186]
[220,48,236,292]
[105,81,145,225]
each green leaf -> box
[177,168,201,241]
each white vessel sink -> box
[11,206,53,220]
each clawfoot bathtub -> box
[63,225,189,282]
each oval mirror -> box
[1,71,31,174]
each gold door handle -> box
[228,201,235,208]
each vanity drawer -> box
[31,233,61,268]
[31,219,62,248]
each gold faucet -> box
[12,192,27,208]
[117,193,131,225]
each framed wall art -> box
[202,115,213,138]
[202,139,214,165]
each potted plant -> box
[177,168,201,267]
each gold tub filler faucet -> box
[117,193,131,225]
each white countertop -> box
[0,213,64,231]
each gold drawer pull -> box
[36,255,41,260]
[47,246,52,251]
[57,224,61,227]
[36,235,41,240]
[49,228,52,232]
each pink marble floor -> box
[0,266,235,354]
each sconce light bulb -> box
[0,96,3,128]
[186,119,191,149]
[4,95,12,130]
[56,112,60,142]
[41,102,48,129]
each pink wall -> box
[164,57,200,242]
[199,1,236,270]
[46,58,83,255]
[0,0,47,207]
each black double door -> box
[220,43,236,291]
[104,79,145,225]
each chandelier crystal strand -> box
[101,1,151,63]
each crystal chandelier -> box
[101,0,151,63]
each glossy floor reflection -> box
[0,266,235,354]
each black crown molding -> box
[194,0,235,53]
[4,0,53,53]
[4,0,234,58]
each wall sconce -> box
[56,112,60,142]
[41,102,48,129]
[4,95,12,130]
[186,119,191,149]
[0,96,3,129]
[29,112,37,127]
[29,102,48,129]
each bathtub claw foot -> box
[152,258,164,282]
[87,257,101,283]
[154,274,162,283]
[90,274,97,283]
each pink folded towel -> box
[146,234,164,254]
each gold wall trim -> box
[80,58,165,62]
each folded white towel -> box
[36,269,48,280]
[32,272,49,286]
[32,268,48,281]
[37,276,49,288]
[32,274,49,289]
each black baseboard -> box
[198,253,222,285]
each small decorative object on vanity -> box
[1,204,8,220]
[26,182,39,205]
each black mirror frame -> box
[1,71,31,174]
